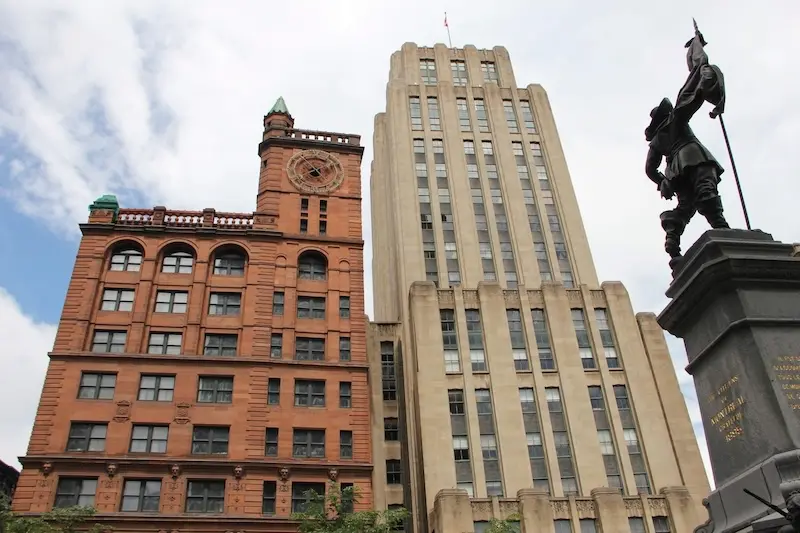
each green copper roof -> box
[268,96,289,116]
[89,194,119,211]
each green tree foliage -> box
[486,514,521,533]
[292,482,408,533]
[0,498,105,533]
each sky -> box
[1,0,799,488]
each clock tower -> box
[256,97,363,241]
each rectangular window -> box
[475,389,492,414]
[162,252,193,274]
[629,517,646,533]
[503,100,519,133]
[213,253,245,276]
[474,99,489,132]
[572,309,596,369]
[465,310,486,371]
[520,101,537,133]
[339,337,351,361]
[444,350,461,373]
[78,373,116,400]
[294,379,325,407]
[506,309,529,371]
[293,429,326,458]
[531,309,554,369]
[155,290,188,313]
[291,482,325,513]
[481,61,498,82]
[339,296,350,318]
[319,199,327,213]
[652,517,671,533]
[453,435,470,461]
[300,219,308,233]
[91,330,126,353]
[340,430,353,459]
[519,387,535,412]
[270,333,282,358]
[420,59,437,84]
[197,376,233,404]
[265,428,278,456]
[480,434,498,459]
[54,478,96,508]
[203,334,237,356]
[427,97,441,131]
[451,60,467,86]
[268,378,280,405]
[66,423,107,452]
[449,389,465,414]
[100,288,135,312]
[208,293,241,316]
[297,296,326,319]
[384,418,399,441]
[339,382,352,408]
[191,426,229,455]
[301,198,309,212]
[121,480,161,512]
[319,220,327,235]
[262,481,277,514]
[110,249,142,272]
[554,520,572,533]
[595,309,621,368]
[138,375,174,401]
[295,337,325,361]
[409,97,423,130]
[386,459,402,484]
[580,519,598,533]
[381,341,397,401]
[147,332,182,355]
[186,480,225,513]
[341,482,354,514]
[130,425,168,453]
[457,98,471,131]
[272,292,284,315]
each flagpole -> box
[693,18,752,230]
[444,12,452,47]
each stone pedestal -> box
[658,230,800,532]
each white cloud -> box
[1,0,798,487]
[0,288,56,469]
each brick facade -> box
[13,105,370,533]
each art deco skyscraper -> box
[367,43,710,533]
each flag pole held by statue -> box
[692,18,752,230]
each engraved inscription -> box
[773,356,800,411]
[705,375,747,443]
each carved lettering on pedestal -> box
[705,374,747,443]
[774,356,800,411]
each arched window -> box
[298,251,327,281]
[109,245,143,272]
[162,247,194,274]
[213,248,246,276]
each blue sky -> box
[1,0,799,485]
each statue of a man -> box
[645,21,731,271]
[644,97,730,270]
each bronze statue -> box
[645,21,731,271]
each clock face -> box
[286,149,345,194]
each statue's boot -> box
[697,197,730,229]
[660,210,684,272]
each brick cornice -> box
[47,351,371,370]
[20,454,373,472]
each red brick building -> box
[12,98,371,533]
